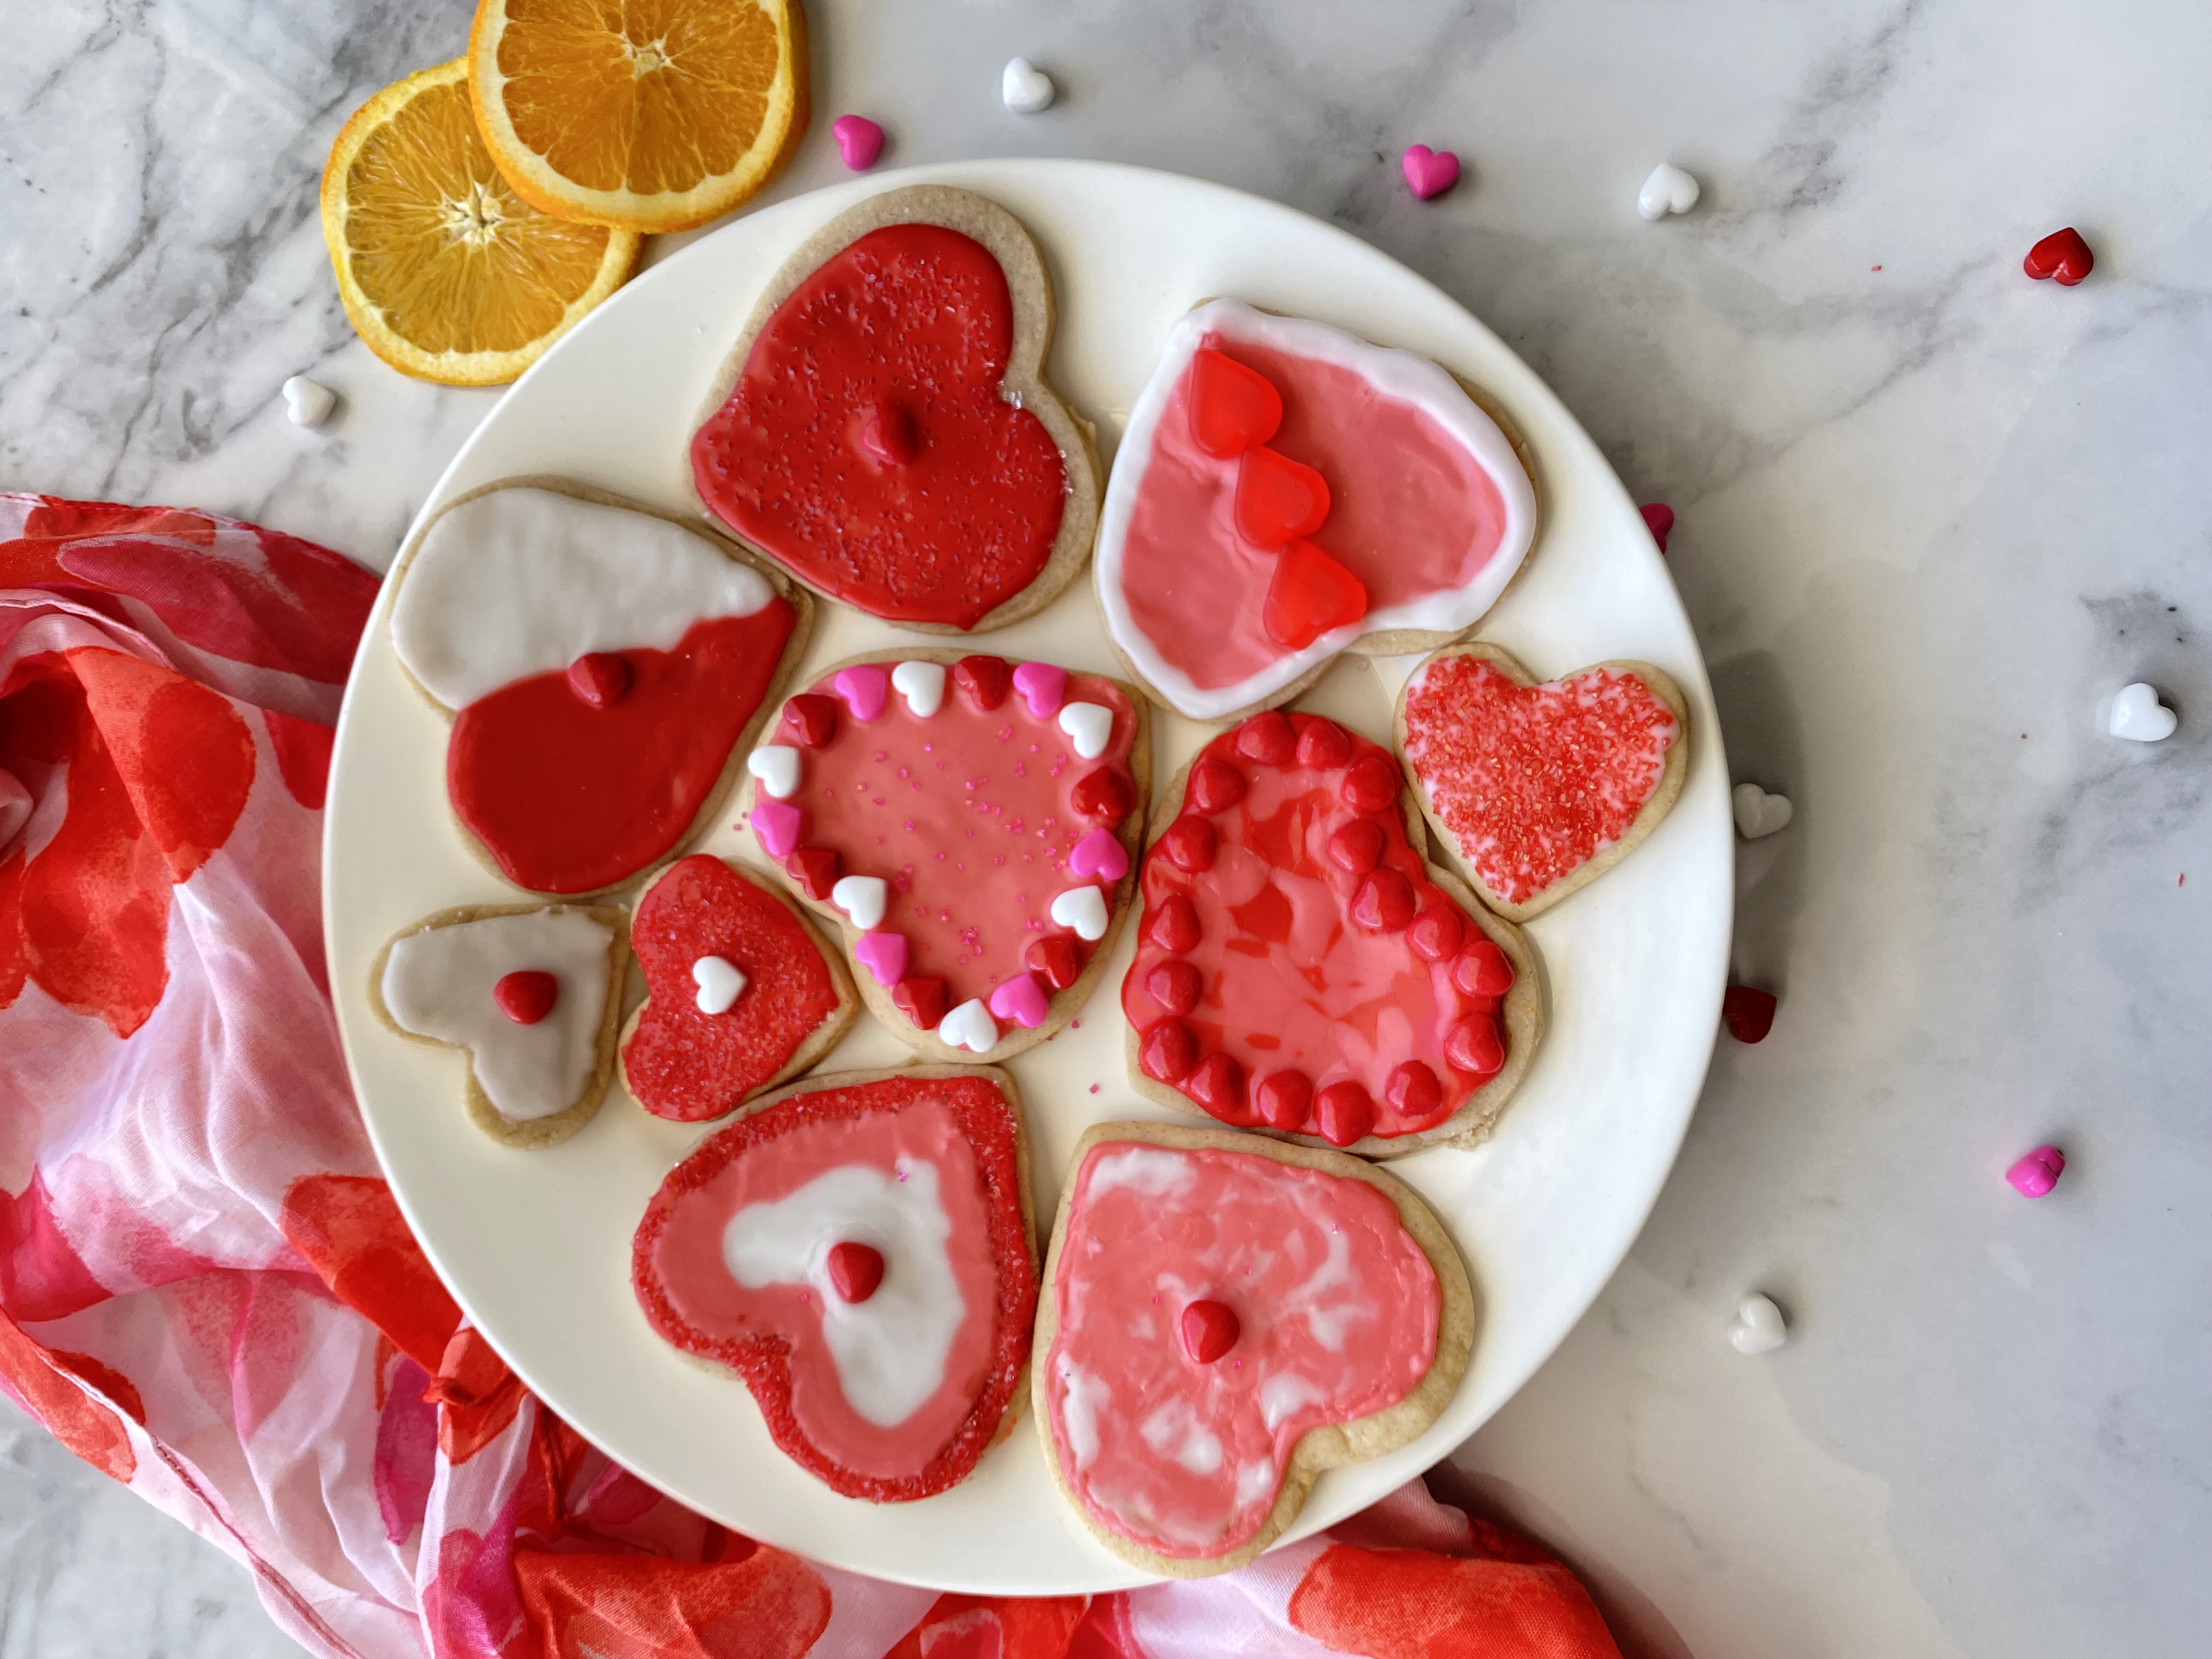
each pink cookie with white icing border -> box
[744,649,1150,1064]
[1034,1121,1474,1576]
[1094,298,1540,723]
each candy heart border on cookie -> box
[1030,1120,1474,1577]
[1093,297,1542,723]
[1124,712,1543,1158]
[388,474,814,900]
[690,184,1102,634]
[631,1064,1038,1504]
[1395,640,1690,922]
[618,856,860,1123]
[369,901,630,1149]
[746,648,1152,1066]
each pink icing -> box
[1044,1142,1440,1558]
[1120,333,1509,695]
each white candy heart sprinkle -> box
[692,955,747,1015]
[1059,701,1113,760]
[891,659,946,718]
[1731,781,1794,839]
[1001,56,1056,114]
[747,745,802,800]
[831,875,888,931]
[282,375,336,428]
[1049,884,1110,942]
[1637,162,1700,221]
[2108,682,2177,742]
[938,997,998,1054]
[1728,1293,1788,1355]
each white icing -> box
[831,874,888,930]
[1279,1220,1370,1352]
[1233,1457,1279,1511]
[1094,298,1540,721]
[722,1160,966,1427]
[1140,1400,1224,1475]
[692,955,746,1014]
[381,909,613,1121]
[392,487,775,708]
[748,745,802,799]
[1085,1146,1197,1201]
[1259,1370,1323,1430]
[1049,884,1109,942]
[938,998,998,1054]
[1055,1355,1109,1470]
[891,660,947,717]
[1058,702,1113,759]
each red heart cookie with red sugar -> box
[691,186,1101,633]
[746,650,1149,1064]
[631,1066,1036,1502]
[1122,710,1542,1158]
[1396,641,1689,922]
[618,856,858,1122]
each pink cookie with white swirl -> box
[745,650,1150,1063]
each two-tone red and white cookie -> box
[1034,1122,1474,1576]
[389,478,810,895]
[631,1066,1036,1502]
[746,650,1149,1064]
[1396,641,1690,920]
[1122,710,1542,1156]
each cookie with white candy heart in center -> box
[619,856,858,1123]
[371,902,628,1148]
[1396,640,1690,921]
[631,1065,1037,1502]
[1034,1121,1474,1576]
[745,649,1150,1064]
[388,476,811,897]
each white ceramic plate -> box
[324,158,1732,1594]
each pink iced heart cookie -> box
[1397,641,1691,921]
[748,651,1150,1062]
[1034,1123,1474,1575]
[1094,299,1539,722]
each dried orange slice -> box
[320,60,641,386]
[467,0,809,234]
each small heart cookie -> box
[1397,641,1689,921]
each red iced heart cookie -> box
[633,1068,1036,1502]
[2023,226,2094,286]
[1097,298,1538,721]
[1398,641,1691,922]
[1122,711,1541,1156]
[1035,1123,1474,1574]
[748,651,1148,1064]
[691,187,1100,633]
[391,483,811,896]
[619,856,858,1122]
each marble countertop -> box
[4,1,2207,1655]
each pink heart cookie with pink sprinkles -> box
[1395,641,1690,922]
[745,650,1150,1063]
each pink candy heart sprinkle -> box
[988,971,1050,1029]
[1011,661,1067,720]
[751,800,802,859]
[2006,1145,2065,1198]
[1068,826,1129,883]
[853,930,909,988]
[1401,144,1460,201]
[833,665,889,723]
[832,115,884,172]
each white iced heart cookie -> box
[831,874,888,931]
[1058,701,1113,760]
[891,659,946,717]
[938,998,998,1054]
[1049,884,1109,942]
[691,953,748,1015]
[1001,57,1055,114]
[1728,1293,1787,1355]
[1638,162,1700,221]
[747,745,801,800]
[282,375,336,428]
[2108,682,2177,742]
[1731,781,1793,839]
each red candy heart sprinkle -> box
[493,969,558,1025]
[1328,818,1385,875]
[1146,893,1201,952]
[1262,538,1368,650]
[565,652,631,708]
[1407,906,1464,962]
[1385,1062,1442,1120]
[1640,503,1674,552]
[1443,1014,1504,1077]
[1184,1052,1246,1117]
[1158,815,1218,873]
[781,693,840,749]
[953,654,1012,711]
[784,845,840,900]
[2023,226,2093,286]
[1255,1069,1313,1131]
[1141,1019,1199,1083]
[1313,1081,1375,1148]
[1342,751,1402,814]
[1188,347,1283,459]
[826,1240,887,1303]
[1234,447,1332,548]
[1451,939,1516,997]
[1296,719,1352,770]
[1723,985,1777,1043]
[1236,709,1298,764]
[1073,766,1135,822]
[1026,935,1081,992]
[1186,756,1248,814]
[1180,1298,1242,1364]
[1146,960,1203,1016]
[891,975,949,1032]
[1350,867,1416,933]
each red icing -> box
[756,662,1139,1028]
[449,606,796,894]
[492,969,557,1025]
[1188,347,1281,457]
[1044,1142,1439,1558]
[1401,654,1680,907]
[692,224,1070,629]
[633,1074,1034,1500]
[621,856,843,1122]
[1123,714,1510,1141]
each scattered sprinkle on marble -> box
[1001,57,1055,114]
[2023,225,2094,286]
[1401,143,1460,200]
[1637,162,1699,219]
[1722,985,1776,1043]
[2108,682,2176,742]
[2007,1145,2066,1198]
[1728,1294,1788,1354]
[831,114,884,171]
[281,376,335,428]
[1732,782,1793,839]
[1640,502,1674,551]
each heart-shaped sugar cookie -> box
[1121,710,1541,1157]
[619,856,858,1122]
[1397,641,1689,921]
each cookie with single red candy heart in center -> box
[388,477,812,898]
[1122,709,1542,1157]
[691,185,1101,633]
[619,856,858,1123]
[1395,641,1689,921]
[1034,1121,1474,1576]
[371,901,629,1148]
[631,1066,1037,1503]
[745,650,1150,1065]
